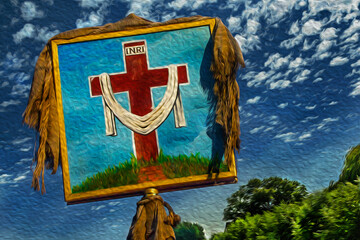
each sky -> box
[0,0,360,239]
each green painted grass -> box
[71,150,229,193]
[156,150,228,179]
[71,159,140,193]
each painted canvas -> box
[52,19,237,203]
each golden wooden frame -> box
[51,19,237,204]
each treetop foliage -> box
[338,144,360,184]
[223,176,308,222]
[174,221,206,240]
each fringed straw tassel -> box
[127,190,180,240]
[211,18,245,169]
[31,50,52,194]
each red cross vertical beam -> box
[89,41,189,161]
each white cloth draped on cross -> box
[99,65,186,136]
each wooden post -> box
[127,188,181,240]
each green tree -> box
[210,232,226,240]
[338,144,360,184]
[223,177,308,222]
[220,182,360,240]
[316,182,360,239]
[174,222,206,240]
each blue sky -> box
[0,0,359,239]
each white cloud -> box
[21,1,44,21]
[299,132,311,141]
[246,96,261,104]
[16,158,32,166]
[301,116,319,123]
[221,0,246,10]
[126,0,156,20]
[268,115,280,125]
[13,24,35,44]
[246,19,260,34]
[302,19,322,36]
[37,27,60,42]
[168,0,187,9]
[348,46,360,60]
[351,59,360,68]
[13,24,59,43]
[233,0,306,55]
[307,0,360,24]
[280,35,304,49]
[298,1,306,7]
[233,0,302,54]
[316,40,335,53]
[265,53,290,70]
[265,71,289,86]
[246,70,274,88]
[270,80,291,90]
[288,21,300,35]
[235,33,261,54]
[294,69,310,83]
[14,175,26,182]
[264,127,274,132]
[0,174,12,184]
[303,38,318,51]
[308,0,357,14]
[250,126,265,134]
[1,81,9,88]
[329,101,338,105]
[343,33,359,44]
[91,205,106,211]
[320,27,338,40]
[330,57,349,66]
[168,0,216,10]
[76,12,103,28]
[349,81,360,96]
[274,132,296,142]
[0,100,21,108]
[20,146,32,152]
[76,0,110,28]
[342,19,360,39]
[12,137,32,145]
[316,117,339,130]
[311,39,335,60]
[344,11,359,21]
[346,69,360,78]
[4,52,30,69]
[162,12,177,22]
[323,117,340,123]
[289,57,304,68]
[314,69,325,77]
[318,52,331,60]
[227,16,241,32]
[11,83,31,97]
[263,0,299,25]
[305,104,317,110]
[278,103,288,108]
[77,0,104,8]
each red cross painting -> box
[89,41,189,161]
[51,19,238,203]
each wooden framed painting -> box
[51,18,237,203]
